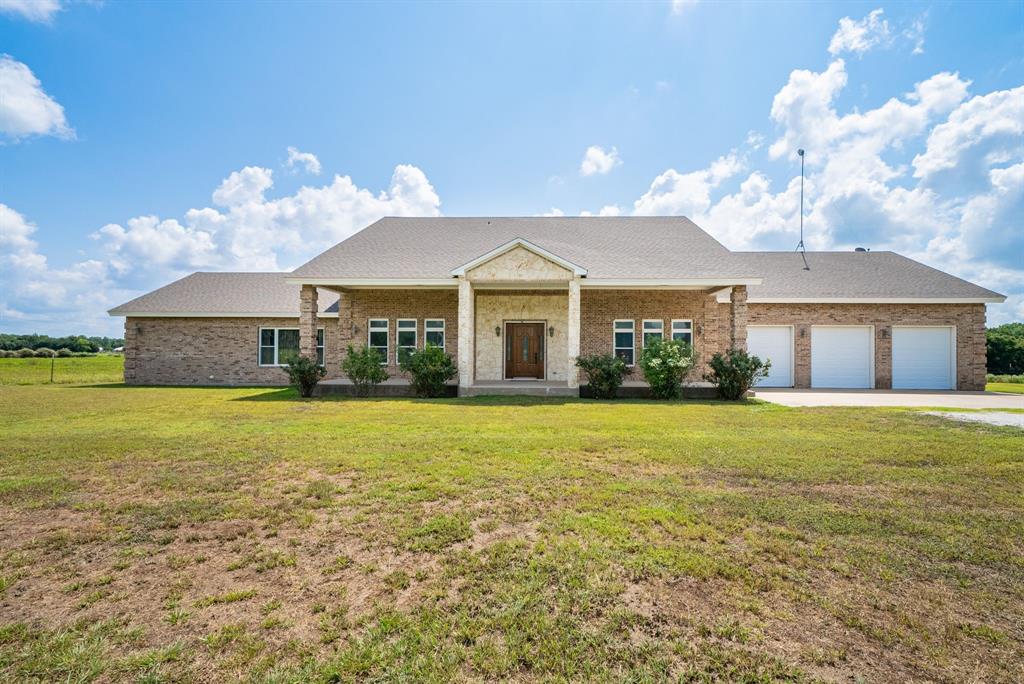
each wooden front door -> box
[505,323,545,379]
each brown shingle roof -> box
[731,251,1004,300]
[108,273,339,316]
[290,216,757,280]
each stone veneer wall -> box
[124,316,325,386]
[474,290,569,382]
[745,302,987,390]
[335,289,459,377]
[579,289,725,380]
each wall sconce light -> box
[495,326,501,337]
[351,323,359,336]
[799,327,807,338]
[696,324,703,337]
[881,328,889,339]
[548,326,555,337]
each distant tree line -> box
[987,323,1024,375]
[0,334,125,353]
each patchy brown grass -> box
[0,385,1022,682]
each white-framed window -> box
[613,319,635,366]
[259,327,324,366]
[425,319,445,350]
[671,319,693,345]
[368,319,389,364]
[642,319,664,348]
[397,319,417,363]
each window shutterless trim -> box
[424,318,445,350]
[257,327,324,367]
[397,318,417,363]
[367,319,389,365]
[671,319,694,344]
[641,319,664,348]
[613,319,635,367]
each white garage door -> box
[747,326,793,387]
[811,326,873,388]
[892,326,955,390]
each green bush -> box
[342,345,389,396]
[56,348,73,358]
[399,344,456,397]
[638,338,693,400]
[282,356,326,398]
[576,353,628,399]
[0,350,11,358]
[987,373,1024,384]
[986,323,1024,375]
[34,348,56,358]
[15,348,35,358]
[705,348,770,400]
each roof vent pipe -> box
[854,247,869,252]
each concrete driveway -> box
[753,388,1024,409]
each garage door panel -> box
[748,326,793,388]
[811,326,873,389]
[892,327,954,390]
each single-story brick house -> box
[109,217,1005,393]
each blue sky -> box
[2,0,1022,335]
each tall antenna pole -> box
[796,148,809,270]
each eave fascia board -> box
[715,296,1007,304]
[284,278,457,288]
[449,237,588,277]
[109,311,340,318]
[582,277,762,289]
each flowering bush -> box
[399,344,457,397]
[342,344,389,396]
[638,338,693,399]
[576,353,628,399]
[282,356,326,398]
[704,348,770,400]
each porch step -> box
[461,384,577,398]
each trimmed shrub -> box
[342,345,389,396]
[576,354,628,399]
[0,350,11,358]
[987,373,1024,384]
[56,348,73,357]
[639,338,693,400]
[34,347,56,358]
[282,356,326,398]
[399,344,456,397]
[705,348,770,400]
[16,348,35,358]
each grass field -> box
[989,382,1024,394]
[0,355,124,385]
[0,383,1021,682]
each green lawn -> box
[0,385,1021,682]
[0,355,124,385]
[988,382,1024,394]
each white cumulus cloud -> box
[828,9,892,56]
[285,146,322,175]
[0,0,61,23]
[0,55,72,141]
[579,145,621,177]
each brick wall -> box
[336,289,459,376]
[124,316,324,386]
[746,303,987,390]
[579,289,725,380]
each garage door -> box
[747,326,793,387]
[892,326,955,390]
[811,326,873,388]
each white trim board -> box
[111,312,339,318]
[716,295,1005,304]
[450,238,588,277]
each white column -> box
[567,276,581,388]
[457,277,475,388]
